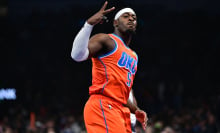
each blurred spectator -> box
[161,126,175,133]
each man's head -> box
[113,8,137,34]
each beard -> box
[116,23,136,36]
[125,28,136,35]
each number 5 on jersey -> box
[126,72,131,87]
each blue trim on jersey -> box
[112,33,130,49]
[99,36,118,58]
[100,99,109,133]
[98,58,108,93]
[133,51,138,63]
[112,33,138,64]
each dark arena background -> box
[1,0,220,132]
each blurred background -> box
[1,0,220,132]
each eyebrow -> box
[123,13,136,17]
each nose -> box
[128,15,134,21]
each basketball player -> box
[71,1,147,133]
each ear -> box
[113,20,118,27]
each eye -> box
[123,15,129,18]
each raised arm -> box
[71,1,115,62]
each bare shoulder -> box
[88,33,115,57]
[90,33,111,42]
[89,33,114,47]
[88,33,114,57]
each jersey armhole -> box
[98,35,118,59]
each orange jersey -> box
[89,33,138,104]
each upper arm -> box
[88,33,109,58]
[131,89,137,106]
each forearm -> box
[127,90,148,130]
[71,2,115,62]
[124,99,139,114]
[71,22,93,62]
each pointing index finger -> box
[100,1,108,11]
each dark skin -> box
[125,89,148,130]
[86,1,148,130]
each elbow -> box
[71,57,84,62]
[71,50,88,62]
[71,53,83,62]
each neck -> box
[113,30,132,46]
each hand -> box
[87,1,115,25]
[135,109,148,130]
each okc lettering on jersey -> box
[117,52,137,74]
